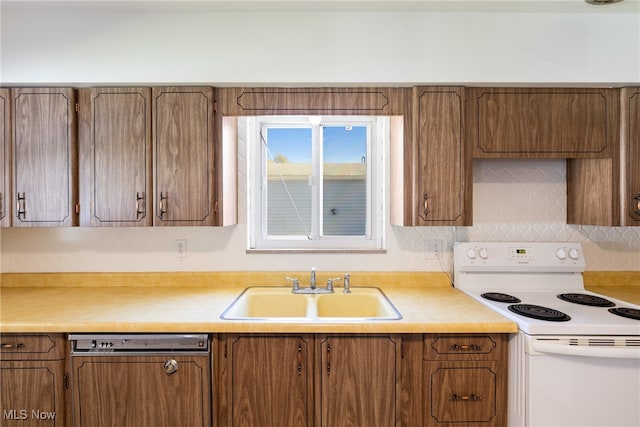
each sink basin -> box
[220,287,402,321]
[220,288,309,319]
[315,289,401,318]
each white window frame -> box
[247,115,386,251]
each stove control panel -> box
[454,241,585,273]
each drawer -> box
[0,334,65,360]
[424,334,506,361]
[423,360,506,427]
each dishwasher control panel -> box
[69,334,209,354]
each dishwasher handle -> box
[164,359,178,375]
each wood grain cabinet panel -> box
[79,88,152,226]
[217,335,314,427]
[423,334,507,427]
[0,88,9,227]
[152,87,216,226]
[469,88,618,158]
[621,87,640,225]
[70,355,211,427]
[318,334,402,427]
[412,87,471,225]
[0,334,67,427]
[11,88,78,227]
[216,334,402,427]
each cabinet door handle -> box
[16,192,26,219]
[418,192,431,221]
[164,359,178,375]
[136,192,145,219]
[1,342,25,349]
[159,192,168,219]
[449,344,480,351]
[297,343,303,376]
[451,394,481,401]
[634,194,640,216]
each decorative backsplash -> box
[0,152,638,274]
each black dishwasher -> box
[69,334,211,427]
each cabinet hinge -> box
[214,201,218,214]
[213,100,218,113]
[63,373,69,390]
[75,103,79,114]
[75,203,80,215]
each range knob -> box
[466,248,477,259]
[478,248,489,260]
[556,248,567,260]
[568,248,579,260]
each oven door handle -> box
[532,340,640,359]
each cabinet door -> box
[70,355,211,427]
[468,88,618,158]
[413,87,471,226]
[79,88,152,226]
[152,87,216,226]
[0,360,66,426]
[621,87,640,225]
[220,335,314,427]
[423,361,504,427]
[318,335,401,427]
[0,334,67,427]
[0,88,9,227]
[11,88,78,226]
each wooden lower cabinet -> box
[216,334,402,427]
[423,334,507,427]
[70,354,211,427]
[0,334,67,427]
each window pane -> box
[322,125,367,236]
[265,127,312,236]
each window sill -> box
[246,248,387,254]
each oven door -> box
[524,334,640,427]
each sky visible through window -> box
[266,125,366,163]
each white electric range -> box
[453,241,640,427]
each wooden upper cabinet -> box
[468,88,618,158]
[11,88,78,227]
[412,87,471,226]
[152,87,216,226]
[0,89,9,227]
[621,87,640,225]
[79,88,152,226]
[221,87,408,116]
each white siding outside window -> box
[248,116,386,251]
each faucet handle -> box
[343,273,351,293]
[327,277,341,292]
[286,277,300,291]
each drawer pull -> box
[451,394,481,401]
[450,344,480,351]
[1,343,25,349]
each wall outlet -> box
[423,239,442,260]
[175,239,187,258]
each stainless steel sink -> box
[220,287,402,321]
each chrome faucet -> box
[310,267,317,290]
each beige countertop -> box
[0,272,518,334]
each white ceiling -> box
[2,0,639,14]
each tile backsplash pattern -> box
[1,127,638,274]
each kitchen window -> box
[248,116,386,251]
